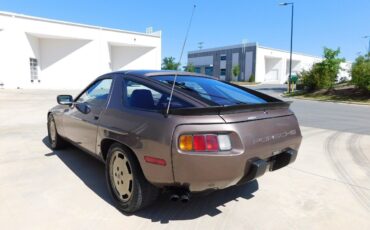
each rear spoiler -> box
[168,101,292,116]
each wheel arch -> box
[100,138,140,164]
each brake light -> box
[193,135,206,151]
[206,135,219,151]
[179,134,231,152]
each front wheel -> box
[105,143,159,213]
[47,114,67,149]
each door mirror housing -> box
[57,95,73,106]
[75,103,91,114]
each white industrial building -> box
[188,43,350,84]
[0,11,161,89]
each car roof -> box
[109,70,212,78]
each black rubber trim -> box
[237,158,268,185]
[168,101,292,116]
[270,149,298,171]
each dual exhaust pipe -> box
[169,190,190,203]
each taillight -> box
[179,134,231,152]
[193,135,206,151]
[217,134,232,151]
[205,135,219,151]
[179,135,192,151]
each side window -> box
[123,79,193,111]
[77,79,113,105]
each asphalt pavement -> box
[0,88,369,230]
[250,84,370,135]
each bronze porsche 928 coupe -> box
[47,70,302,213]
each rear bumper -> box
[173,148,298,192]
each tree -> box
[320,47,345,87]
[351,53,370,91]
[184,63,195,72]
[161,57,180,70]
[300,47,345,90]
[232,65,240,81]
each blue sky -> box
[1,0,369,63]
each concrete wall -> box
[255,46,322,84]
[0,12,161,89]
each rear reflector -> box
[144,156,166,166]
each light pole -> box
[280,2,294,93]
[363,36,370,54]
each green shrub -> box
[300,64,331,90]
[248,74,255,83]
[184,63,195,72]
[351,53,370,91]
[162,56,180,70]
[232,65,240,81]
[299,47,344,91]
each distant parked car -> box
[47,70,302,213]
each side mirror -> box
[57,95,73,106]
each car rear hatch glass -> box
[152,75,280,107]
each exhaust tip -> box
[170,194,180,202]
[180,194,190,203]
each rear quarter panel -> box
[97,106,225,186]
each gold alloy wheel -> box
[110,150,133,202]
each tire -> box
[105,143,159,213]
[47,114,67,150]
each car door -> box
[63,78,113,154]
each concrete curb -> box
[282,95,370,106]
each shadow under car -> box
[42,136,259,222]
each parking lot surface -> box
[0,89,370,229]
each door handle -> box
[94,115,99,120]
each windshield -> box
[153,76,266,106]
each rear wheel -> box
[47,114,67,149]
[105,143,159,213]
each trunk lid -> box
[170,102,294,123]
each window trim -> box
[74,77,114,106]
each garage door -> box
[265,69,279,81]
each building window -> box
[220,68,226,76]
[29,58,38,82]
[220,55,226,61]
[205,67,213,76]
[194,67,201,73]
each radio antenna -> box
[166,4,196,116]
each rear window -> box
[153,76,266,106]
